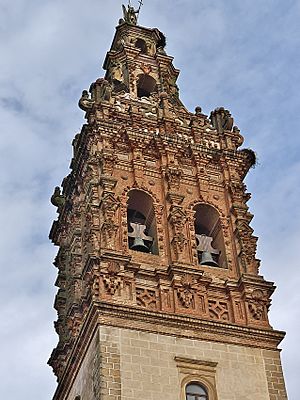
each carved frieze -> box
[208,299,230,321]
[177,274,196,309]
[136,288,158,310]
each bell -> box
[128,222,153,253]
[200,251,219,268]
[130,237,150,253]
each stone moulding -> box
[51,300,285,400]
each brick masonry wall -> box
[66,326,287,400]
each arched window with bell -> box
[127,190,158,255]
[135,38,148,54]
[137,74,158,98]
[193,204,226,268]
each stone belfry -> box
[49,5,287,400]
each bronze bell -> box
[128,222,153,253]
[200,251,219,268]
[130,237,150,253]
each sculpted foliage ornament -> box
[165,167,182,191]
[248,289,267,321]
[103,262,122,296]
[177,274,196,308]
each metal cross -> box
[138,0,144,12]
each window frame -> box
[175,357,218,400]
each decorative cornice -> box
[52,300,285,400]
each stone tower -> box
[49,6,287,400]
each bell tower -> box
[49,5,287,400]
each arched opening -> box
[127,190,158,255]
[137,74,157,98]
[186,382,208,400]
[193,204,226,268]
[135,38,148,54]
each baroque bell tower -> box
[49,5,287,400]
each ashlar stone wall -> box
[66,326,287,400]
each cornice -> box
[52,300,285,400]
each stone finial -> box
[195,106,202,115]
[210,107,234,133]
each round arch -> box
[127,189,158,255]
[137,74,158,98]
[193,203,226,268]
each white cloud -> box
[0,0,298,398]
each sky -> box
[0,0,299,398]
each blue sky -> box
[0,0,299,398]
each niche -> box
[193,204,226,268]
[127,190,158,255]
[135,38,148,54]
[137,74,157,98]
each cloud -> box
[0,0,298,398]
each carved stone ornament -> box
[136,288,158,310]
[100,193,119,249]
[51,187,65,209]
[100,152,117,176]
[165,167,182,191]
[169,207,186,234]
[248,289,267,321]
[94,78,113,102]
[210,107,234,133]
[78,90,94,111]
[177,274,196,308]
[141,63,152,75]
[103,262,122,295]
[120,4,139,25]
[101,193,119,220]
[101,221,119,249]
[208,299,230,321]
[169,206,187,256]
[172,233,187,255]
